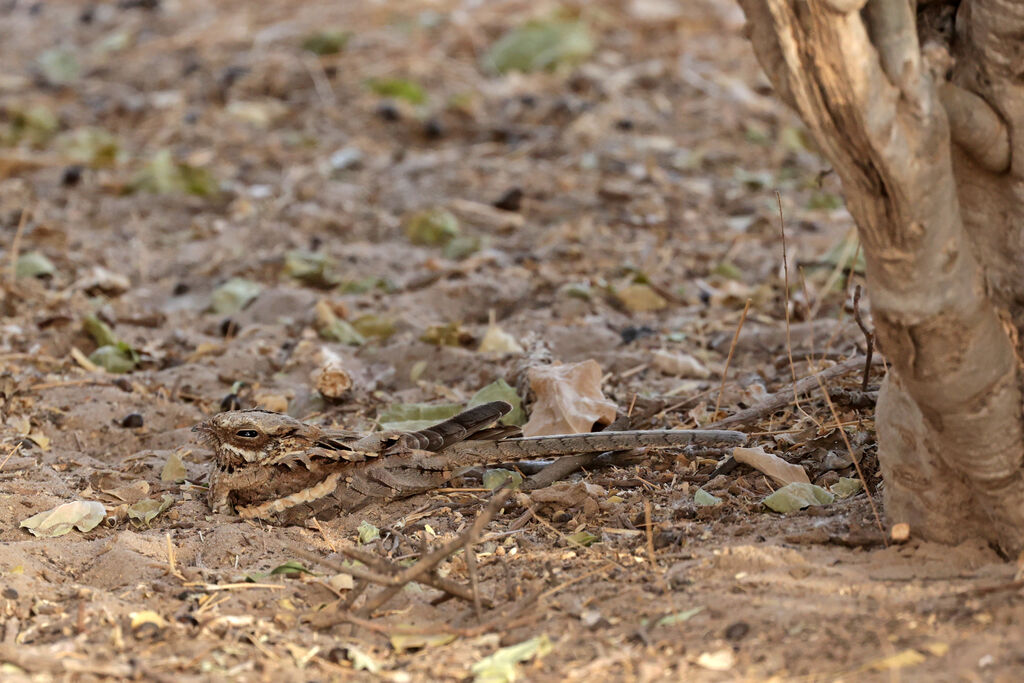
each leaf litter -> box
[0,0,1005,680]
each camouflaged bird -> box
[193,401,746,525]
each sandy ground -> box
[2,0,1023,680]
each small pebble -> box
[493,187,523,212]
[121,413,144,428]
[61,165,84,187]
[422,118,444,139]
[725,621,750,641]
[375,101,400,122]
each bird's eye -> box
[236,429,260,438]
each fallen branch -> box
[296,487,513,622]
[523,448,646,491]
[705,354,883,430]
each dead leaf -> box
[21,501,106,537]
[651,349,711,378]
[102,479,150,503]
[478,321,524,353]
[255,393,289,413]
[732,446,809,486]
[390,631,457,653]
[161,451,187,482]
[616,283,667,312]
[522,360,616,436]
[696,648,735,671]
[762,482,834,513]
[471,635,552,682]
[867,649,927,671]
[529,481,606,508]
[126,494,174,527]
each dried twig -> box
[707,354,883,430]
[643,499,657,568]
[828,388,878,409]
[713,299,752,420]
[6,208,28,284]
[296,488,513,619]
[338,544,490,607]
[852,285,875,391]
[165,533,186,581]
[816,374,886,544]
[464,532,483,621]
[524,448,645,491]
[777,192,803,408]
[0,442,22,473]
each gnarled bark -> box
[737,0,1024,553]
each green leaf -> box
[471,635,552,683]
[21,501,106,537]
[351,314,396,340]
[318,318,366,345]
[209,278,261,315]
[712,262,742,280]
[83,314,118,347]
[560,282,592,301]
[806,191,843,210]
[338,276,392,294]
[762,482,835,513]
[421,321,472,347]
[367,78,426,105]
[126,494,174,528]
[56,127,122,167]
[178,164,219,197]
[15,251,56,279]
[830,477,863,499]
[133,149,218,197]
[694,488,722,507]
[37,47,81,85]
[483,469,524,491]
[468,380,526,426]
[301,30,351,55]
[269,561,314,576]
[6,105,58,146]
[656,606,704,626]
[443,234,481,261]
[313,299,365,345]
[89,344,138,373]
[378,402,463,432]
[357,520,380,545]
[483,20,593,74]
[284,250,341,288]
[346,646,381,673]
[566,530,599,547]
[405,207,460,246]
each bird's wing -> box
[346,401,513,455]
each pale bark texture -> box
[736,0,1024,552]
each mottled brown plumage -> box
[193,401,746,525]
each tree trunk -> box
[736,0,1024,553]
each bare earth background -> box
[1,0,1022,680]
